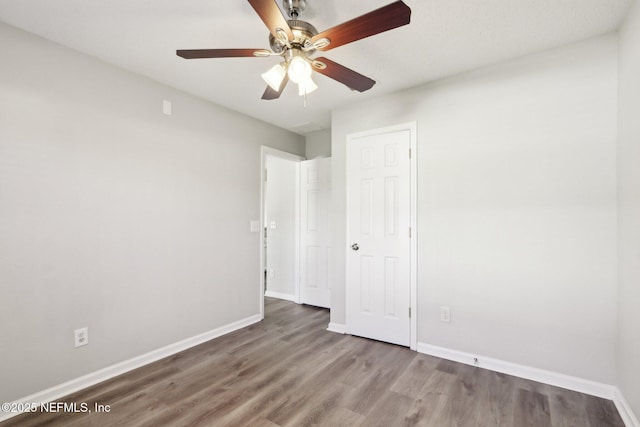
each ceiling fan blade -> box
[311,1,411,52]
[177,49,271,59]
[262,75,290,100]
[248,0,294,41]
[312,57,375,92]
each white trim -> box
[0,314,262,423]
[408,122,418,351]
[264,290,297,302]
[345,122,418,349]
[293,161,301,304]
[262,146,306,163]
[326,322,346,334]
[417,342,615,399]
[614,387,640,427]
[260,146,305,320]
[260,147,267,320]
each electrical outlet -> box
[74,327,88,348]
[440,306,451,323]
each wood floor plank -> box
[278,381,354,427]
[339,344,416,417]
[435,358,460,375]
[246,417,280,427]
[263,343,368,424]
[513,388,552,427]
[315,407,365,427]
[203,333,352,427]
[146,336,335,426]
[359,390,415,427]
[482,370,517,426]
[1,298,626,427]
[436,363,487,426]
[390,353,440,399]
[547,384,589,427]
[583,394,626,427]
[406,369,457,426]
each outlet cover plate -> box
[74,327,88,347]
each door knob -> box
[351,243,359,251]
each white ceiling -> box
[0,0,633,134]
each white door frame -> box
[259,146,305,319]
[345,122,418,350]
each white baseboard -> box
[614,387,640,427]
[326,322,346,334]
[0,314,262,423]
[264,290,296,302]
[417,342,615,399]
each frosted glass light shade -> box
[298,77,318,96]
[261,63,286,91]
[287,56,312,84]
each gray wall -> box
[331,34,618,384]
[305,130,331,159]
[0,22,304,402]
[618,0,640,418]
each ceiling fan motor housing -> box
[269,19,318,54]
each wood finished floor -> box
[2,298,625,427]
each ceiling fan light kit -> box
[176,0,412,100]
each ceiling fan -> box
[176,0,412,100]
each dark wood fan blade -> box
[248,0,294,41]
[312,57,375,92]
[176,49,270,59]
[311,1,411,51]
[262,75,290,100]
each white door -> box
[347,128,412,346]
[299,158,332,308]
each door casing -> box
[259,146,304,319]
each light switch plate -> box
[162,100,172,116]
[440,307,451,323]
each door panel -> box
[300,158,332,308]
[347,130,411,346]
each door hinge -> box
[409,227,412,238]
[409,148,412,159]
[409,307,412,318]
[264,169,268,182]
